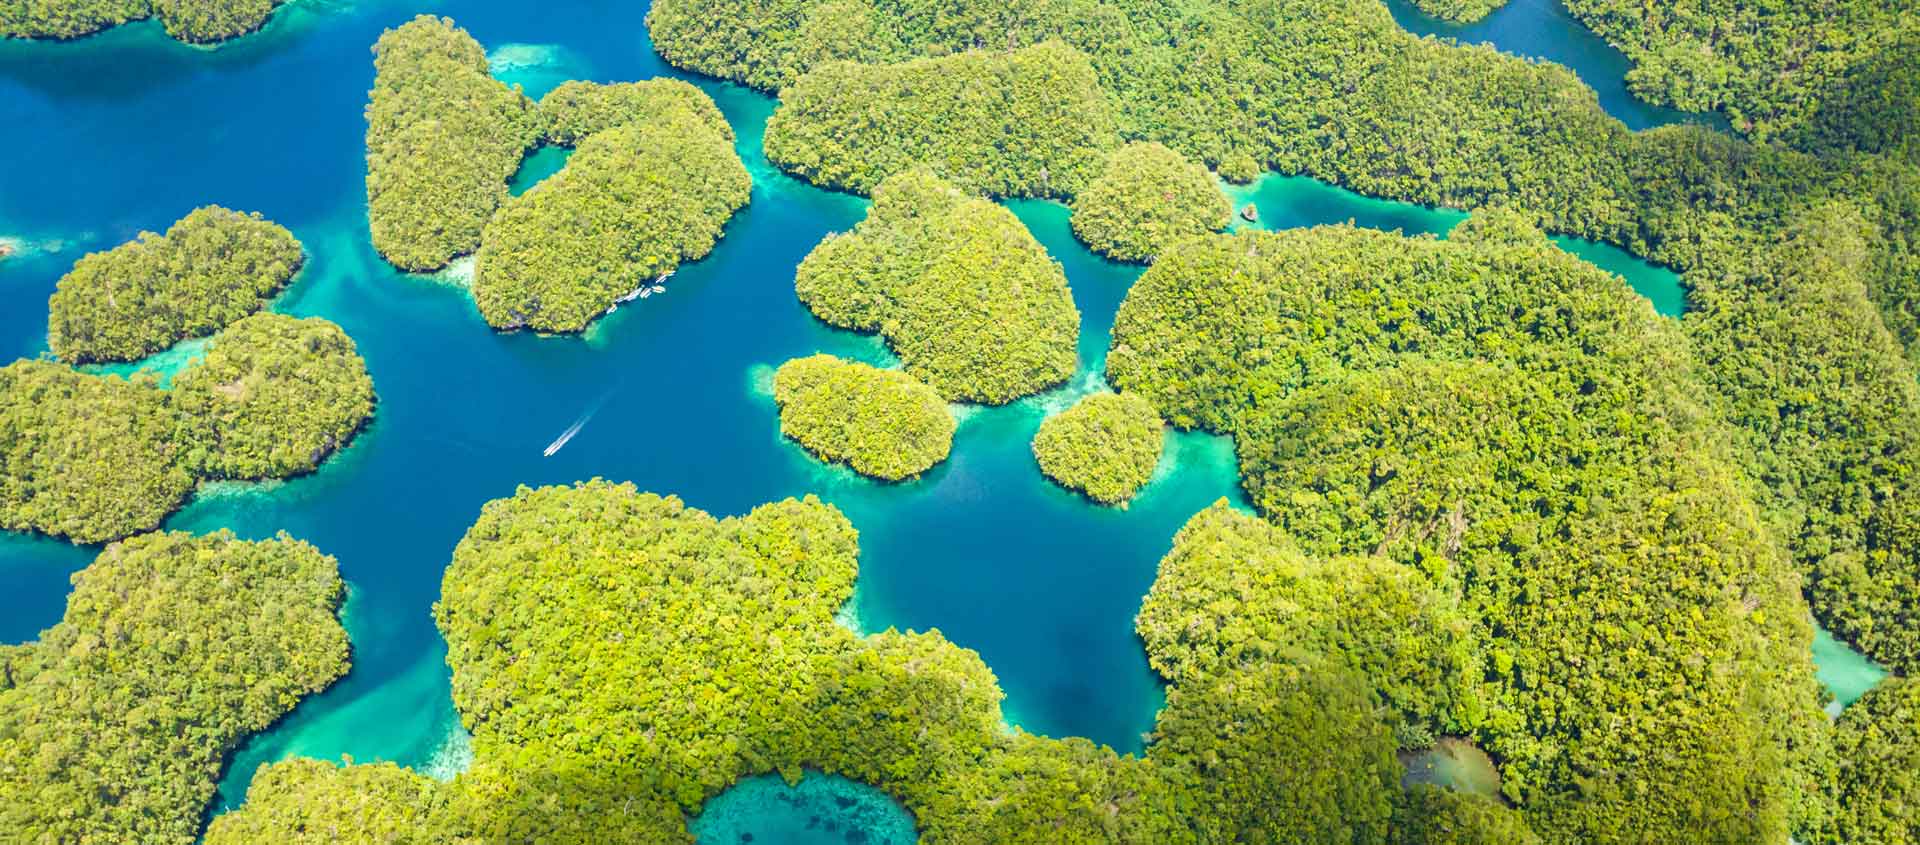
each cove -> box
[1222,173,1689,316]
[690,772,918,845]
[1380,0,1729,133]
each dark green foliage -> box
[0,361,199,543]
[795,169,1078,403]
[1685,204,1920,673]
[47,206,304,364]
[0,315,372,543]
[1561,0,1912,139]
[473,83,750,332]
[773,354,954,481]
[1821,677,1920,845]
[764,41,1120,198]
[0,530,349,845]
[1792,24,1920,162]
[365,16,542,271]
[1,0,282,43]
[1393,785,1541,845]
[170,313,375,479]
[1109,221,1831,843]
[1069,142,1230,261]
[218,480,1414,842]
[1031,392,1163,505]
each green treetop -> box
[1031,392,1164,505]
[773,354,954,481]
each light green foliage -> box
[795,169,1079,403]
[1069,142,1230,261]
[1,0,282,42]
[204,758,447,844]
[1821,677,1920,845]
[170,312,375,479]
[0,361,200,543]
[764,42,1120,198]
[365,16,542,271]
[218,481,1412,842]
[539,78,733,146]
[0,315,372,543]
[47,206,304,364]
[1561,0,1912,140]
[772,354,954,481]
[1110,221,1830,843]
[1393,785,1541,845]
[1031,392,1163,505]
[1405,0,1507,23]
[473,83,750,332]
[0,531,349,845]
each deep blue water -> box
[0,0,1857,839]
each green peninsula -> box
[796,169,1078,404]
[1069,142,1231,262]
[47,206,303,364]
[0,530,349,845]
[773,354,953,481]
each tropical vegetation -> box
[1,0,284,42]
[365,16,542,271]
[772,354,953,481]
[1824,677,1920,844]
[47,206,303,364]
[1031,392,1163,505]
[0,314,373,543]
[0,530,349,845]
[1069,142,1231,261]
[795,169,1078,404]
[211,481,1436,843]
[473,82,749,332]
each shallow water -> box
[1812,625,1890,717]
[1400,737,1503,800]
[691,772,919,845]
[0,0,1880,838]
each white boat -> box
[543,417,588,457]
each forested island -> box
[773,354,954,481]
[1,0,286,43]
[0,530,349,844]
[0,313,373,543]
[47,206,303,364]
[368,17,750,333]
[2,0,1917,843]
[795,169,1079,404]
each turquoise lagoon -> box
[0,0,1880,839]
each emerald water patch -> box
[1813,625,1890,716]
[688,772,919,845]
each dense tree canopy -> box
[763,41,1120,198]
[0,315,372,543]
[773,354,954,481]
[1069,142,1230,262]
[47,206,304,364]
[1,0,283,43]
[365,16,542,271]
[1823,677,1920,845]
[1031,392,1163,505]
[796,169,1078,404]
[169,313,375,479]
[214,481,1447,843]
[1404,0,1506,23]
[473,82,749,332]
[0,530,349,845]
[1392,785,1541,845]
[1110,219,1831,842]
